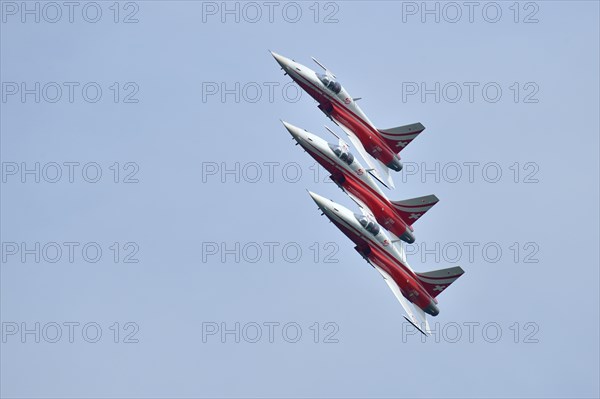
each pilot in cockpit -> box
[328,143,355,166]
[317,73,342,94]
[355,214,381,236]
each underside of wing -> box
[375,158,394,189]
[373,265,430,335]
[386,231,408,263]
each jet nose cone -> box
[308,191,329,211]
[281,120,303,141]
[270,51,292,69]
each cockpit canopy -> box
[355,214,380,236]
[328,144,354,165]
[317,73,342,94]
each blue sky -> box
[1,1,599,398]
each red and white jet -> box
[308,191,464,335]
[282,121,438,244]
[272,51,425,188]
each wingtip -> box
[403,316,429,336]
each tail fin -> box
[416,267,465,298]
[389,194,439,226]
[378,122,425,153]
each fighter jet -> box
[308,191,464,335]
[282,121,438,244]
[271,51,425,188]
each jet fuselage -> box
[309,192,439,316]
[272,52,403,171]
[283,122,416,243]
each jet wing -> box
[386,231,408,264]
[374,159,395,190]
[335,122,395,189]
[346,192,374,217]
[311,56,336,79]
[373,264,430,336]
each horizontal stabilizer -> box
[416,266,465,298]
[389,195,439,226]
[378,122,425,153]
